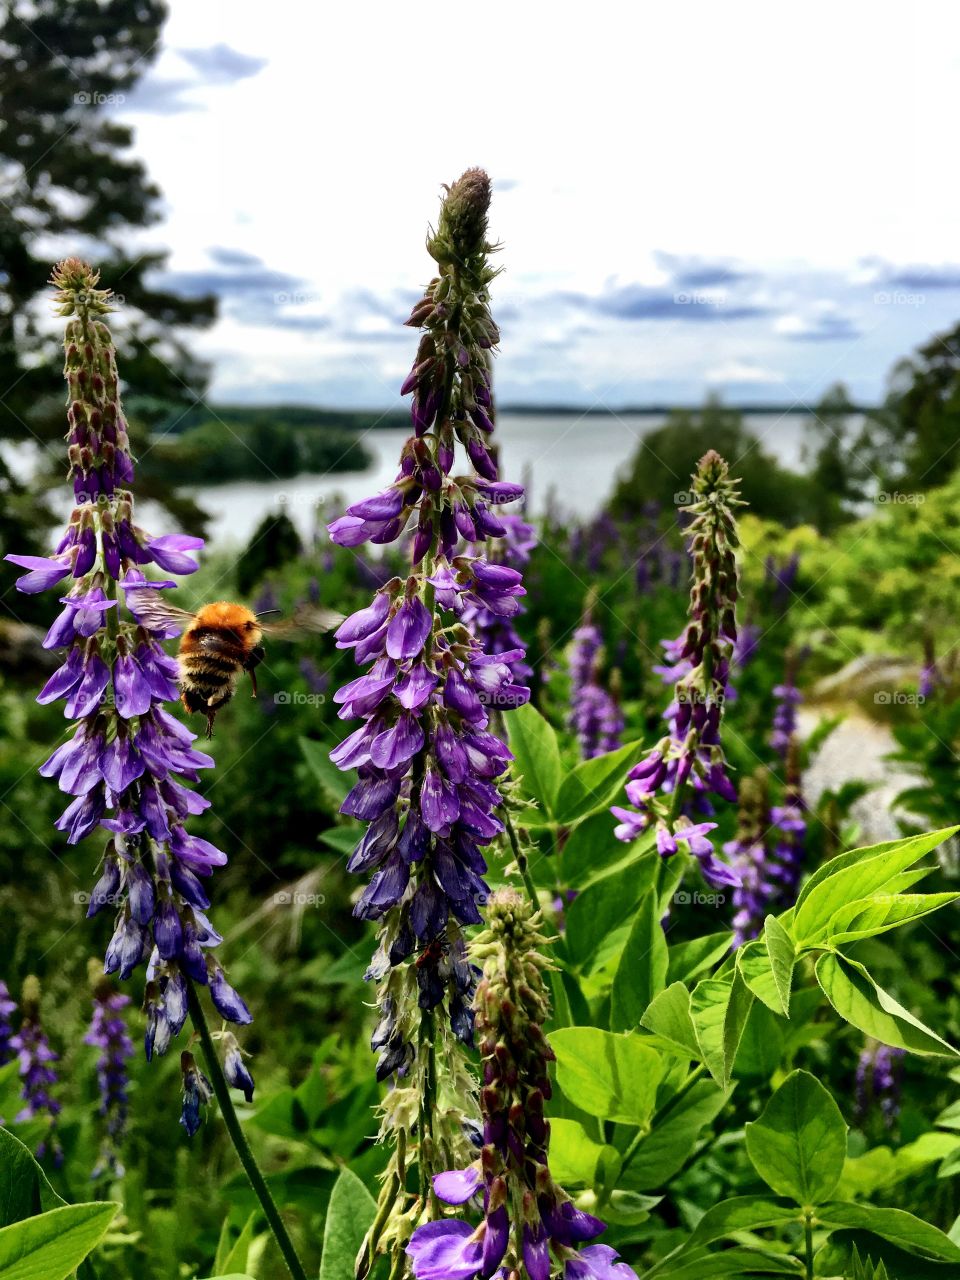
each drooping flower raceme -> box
[329,174,530,1273]
[407,889,638,1280]
[11,976,61,1164]
[611,452,743,889]
[85,972,135,1179]
[4,261,252,1116]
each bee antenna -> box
[256,608,282,619]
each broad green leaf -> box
[640,982,701,1060]
[737,942,785,1017]
[684,1195,801,1248]
[554,740,643,824]
[731,1000,786,1080]
[817,1202,960,1263]
[564,856,657,971]
[212,1211,257,1275]
[504,703,562,816]
[690,978,732,1086]
[561,811,624,882]
[0,1128,66,1229]
[550,1027,665,1125]
[666,932,732,984]
[824,893,960,944]
[0,1203,117,1280]
[319,1169,377,1280]
[745,1070,847,1205]
[723,970,754,1086]
[763,915,795,1015]
[791,827,957,943]
[549,1119,621,1188]
[620,1079,730,1189]
[645,1246,804,1276]
[816,954,960,1056]
[300,737,352,808]
[610,892,668,1031]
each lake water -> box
[6,411,824,548]
[179,411,817,546]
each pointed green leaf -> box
[548,1119,621,1188]
[745,1070,847,1205]
[212,1211,257,1276]
[554,740,644,824]
[825,893,960,944]
[620,1079,730,1190]
[817,1202,960,1263]
[690,978,731,1086]
[763,916,795,1015]
[667,932,733,985]
[504,704,562,816]
[792,827,957,943]
[723,969,754,1086]
[685,1195,801,1248]
[611,892,668,1031]
[640,982,702,1060]
[0,1127,66,1229]
[737,941,785,1017]
[550,1028,665,1126]
[0,1203,117,1280]
[816,954,960,1057]
[564,855,657,971]
[319,1169,377,1280]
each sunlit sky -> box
[106,1,960,408]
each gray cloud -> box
[885,263,960,290]
[564,284,769,322]
[208,247,264,268]
[178,44,269,83]
[122,44,267,115]
[654,251,752,289]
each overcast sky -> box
[110,1,960,409]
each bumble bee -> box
[125,594,341,737]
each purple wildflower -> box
[328,172,529,1082]
[4,262,252,1121]
[179,1050,213,1138]
[84,974,135,1179]
[407,891,638,1280]
[769,661,803,759]
[856,1040,905,1131]
[567,601,623,759]
[612,452,743,889]
[11,977,62,1165]
[0,981,15,1066]
[461,512,535,687]
[726,772,772,947]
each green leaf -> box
[610,892,668,1031]
[817,1202,960,1263]
[690,978,732,1086]
[560,812,625,882]
[213,1211,257,1275]
[640,982,702,1059]
[684,1195,801,1248]
[564,855,657,972]
[745,1070,847,1205]
[791,827,957,944]
[763,915,795,1015]
[0,1128,66,1229]
[554,741,643,824]
[737,942,786,1017]
[0,1203,117,1280]
[504,704,562,816]
[550,1027,665,1126]
[723,970,754,1086]
[646,1246,804,1276]
[666,932,732,985]
[299,737,352,808]
[732,1001,787,1080]
[319,1169,377,1280]
[816,953,960,1056]
[620,1079,730,1190]
[824,893,960,944]
[549,1119,621,1188]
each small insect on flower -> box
[123,594,342,737]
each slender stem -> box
[504,810,540,911]
[187,982,308,1280]
[803,1210,814,1279]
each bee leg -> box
[205,710,216,739]
[244,644,265,698]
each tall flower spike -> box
[612,451,743,889]
[725,771,771,947]
[4,263,252,1123]
[407,889,638,1280]
[11,977,62,1165]
[84,963,135,1180]
[332,172,530,1274]
[568,595,623,760]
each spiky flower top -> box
[84,968,135,1180]
[407,889,638,1280]
[612,451,743,889]
[11,976,62,1165]
[4,263,252,1119]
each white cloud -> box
[705,361,785,386]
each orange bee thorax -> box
[191,601,262,635]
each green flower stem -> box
[187,982,308,1280]
[803,1210,815,1279]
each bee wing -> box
[260,605,345,638]
[123,588,195,637]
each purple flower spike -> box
[4,261,256,1128]
[434,1165,482,1204]
[385,596,432,660]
